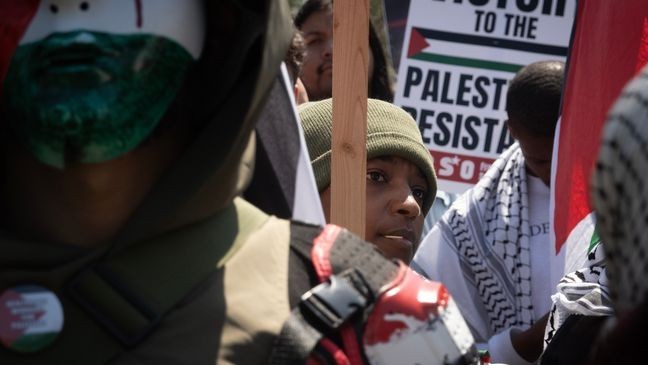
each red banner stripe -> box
[311,224,342,282]
[0,0,39,89]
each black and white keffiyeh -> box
[593,65,648,313]
[543,242,612,347]
[442,143,535,334]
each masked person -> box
[299,98,437,263]
[0,1,478,364]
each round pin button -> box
[0,285,64,353]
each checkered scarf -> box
[543,242,613,347]
[442,143,535,335]
[592,66,648,313]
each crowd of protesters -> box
[0,0,645,364]
[289,1,645,363]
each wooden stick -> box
[331,0,369,239]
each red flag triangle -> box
[0,0,39,92]
[407,28,429,58]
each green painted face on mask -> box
[3,31,194,168]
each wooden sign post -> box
[331,0,369,239]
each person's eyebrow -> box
[303,30,324,37]
[373,156,427,188]
[375,156,396,164]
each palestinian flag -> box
[407,26,569,74]
[0,286,63,353]
[550,0,648,281]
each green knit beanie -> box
[299,98,437,213]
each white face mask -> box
[21,0,205,59]
[3,0,207,168]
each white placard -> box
[394,0,575,193]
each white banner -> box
[395,0,575,193]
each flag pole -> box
[330,0,369,239]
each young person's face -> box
[299,8,374,101]
[320,156,428,263]
[508,119,554,186]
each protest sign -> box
[394,0,575,193]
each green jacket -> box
[0,0,314,363]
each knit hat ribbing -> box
[299,98,437,213]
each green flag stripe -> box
[410,52,523,73]
[588,224,601,254]
[10,332,59,353]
